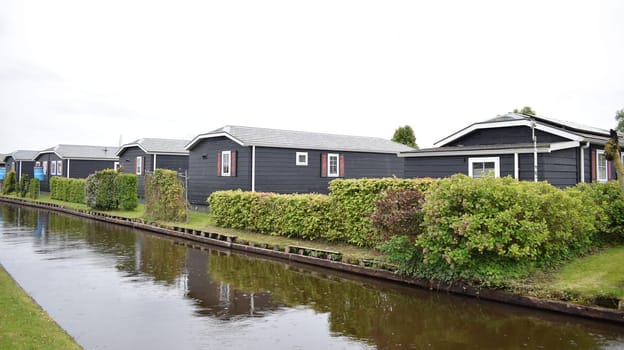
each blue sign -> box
[0,168,5,181]
[34,167,44,181]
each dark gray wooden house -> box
[401,113,622,187]
[3,150,39,182]
[185,125,413,205]
[34,144,119,192]
[116,138,189,197]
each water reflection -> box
[1,203,623,350]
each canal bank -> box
[1,195,623,325]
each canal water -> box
[1,204,623,349]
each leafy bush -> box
[328,177,436,246]
[571,181,624,241]
[371,189,425,241]
[115,174,138,210]
[28,178,39,199]
[2,170,17,194]
[209,190,332,240]
[18,174,30,197]
[50,177,86,204]
[85,169,118,210]
[413,174,599,286]
[144,169,186,222]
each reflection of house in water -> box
[185,248,279,319]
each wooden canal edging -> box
[1,196,623,325]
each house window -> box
[42,161,48,175]
[35,161,41,167]
[596,150,608,182]
[136,156,143,175]
[51,161,57,175]
[221,151,231,176]
[57,160,63,176]
[296,152,308,166]
[328,153,339,177]
[114,162,120,172]
[468,157,500,178]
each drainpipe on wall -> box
[580,142,590,182]
[514,152,519,179]
[18,160,22,181]
[153,154,157,173]
[531,119,538,182]
[251,145,256,192]
[66,159,70,178]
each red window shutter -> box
[339,154,345,177]
[217,152,222,176]
[591,150,596,181]
[133,158,137,175]
[608,160,613,180]
[231,151,237,177]
[321,154,327,177]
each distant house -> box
[116,138,189,197]
[3,150,39,183]
[34,144,119,192]
[185,125,412,205]
[401,113,623,187]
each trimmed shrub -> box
[115,174,138,210]
[371,189,425,241]
[18,174,30,197]
[328,177,436,246]
[85,169,118,210]
[144,169,186,222]
[209,190,332,240]
[2,170,17,194]
[50,177,86,204]
[28,178,40,199]
[571,181,624,241]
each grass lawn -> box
[524,246,624,304]
[0,265,82,350]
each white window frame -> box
[596,150,608,182]
[136,156,142,175]
[42,161,48,175]
[296,152,308,166]
[35,161,41,167]
[51,161,57,176]
[114,161,120,172]
[327,153,340,177]
[56,160,63,176]
[468,157,500,178]
[221,151,231,176]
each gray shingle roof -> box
[37,144,118,160]
[4,150,39,161]
[117,138,190,156]
[186,125,414,154]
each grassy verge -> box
[0,265,82,349]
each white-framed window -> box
[328,153,340,177]
[296,152,308,166]
[42,161,48,175]
[596,150,608,182]
[468,157,500,178]
[35,161,41,167]
[56,160,63,176]
[114,162,120,172]
[136,156,142,175]
[221,151,231,176]
[51,160,57,176]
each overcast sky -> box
[1,0,623,153]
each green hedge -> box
[115,174,138,210]
[18,174,30,197]
[571,181,624,241]
[85,170,118,210]
[2,170,17,194]
[28,178,39,199]
[209,191,332,240]
[50,177,86,204]
[144,169,186,222]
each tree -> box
[615,109,624,133]
[392,125,418,149]
[513,106,536,116]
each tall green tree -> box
[392,125,418,149]
[513,106,536,116]
[615,109,624,133]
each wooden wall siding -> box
[404,156,467,178]
[540,148,579,188]
[446,127,568,147]
[119,147,148,197]
[68,160,116,179]
[155,155,189,172]
[187,137,251,205]
[582,147,591,183]
[34,153,61,192]
[254,148,404,194]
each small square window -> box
[296,152,308,166]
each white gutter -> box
[153,154,157,172]
[251,145,256,192]
[66,159,70,178]
[580,142,590,182]
[18,161,22,181]
[514,153,519,180]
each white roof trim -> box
[34,150,62,160]
[185,132,246,150]
[116,143,148,156]
[399,141,579,158]
[434,120,584,147]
